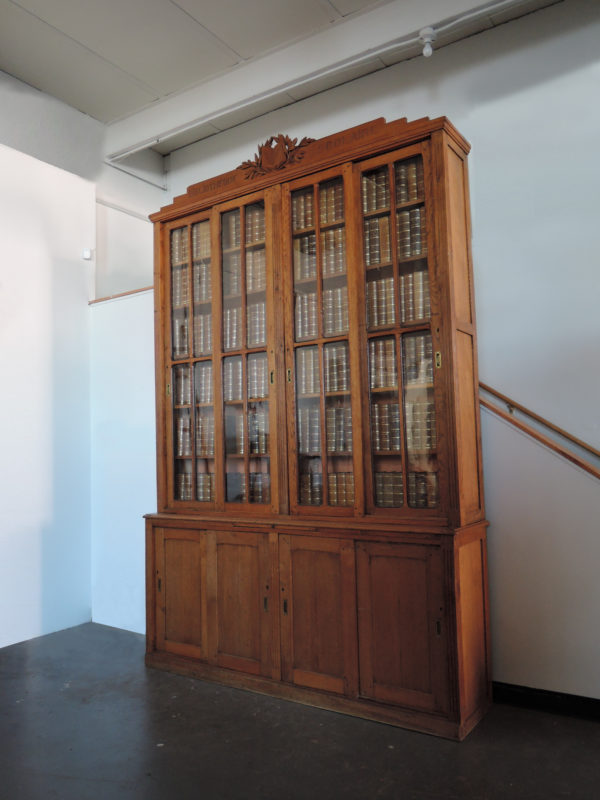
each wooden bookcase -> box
[145,116,490,740]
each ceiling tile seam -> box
[316,0,344,22]
[106,0,561,159]
[106,0,396,126]
[167,0,246,62]
[7,0,170,100]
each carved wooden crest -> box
[238,134,315,179]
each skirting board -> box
[493,682,600,721]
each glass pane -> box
[293,233,317,282]
[396,207,426,260]
[323,342,353,507]
[195,408,214,457]
[366,266,395,329]
[248,403,269,455]
[325,394,353,508]
[171,227,189,359]
[246,246,267,291]
[361,167,390,213]
[402,332,438,508]
[223,355,243,402]
[193,310,212,356]
[196,469,215,502]
[363,215,391,267]
[195,398,215,503]
[192,220,212,357]
[194,361,213,405]
[245,202,266,349]
[249,464,270,503]
[225,406,244,455]
[225,383,245,502]
[295,289,318,341]
[319,179,344,224]
[368,336,403,508]
[296,346,322,506]
[399,259,430,324]
[395,157,424,204]
[247,352,269,400]
[324,341,350,393]
[292,188,318,342]
[174,461,193,502]
[222,209,242,351]
[223,352,270,505]
[225,471,246,503]
[247,300,266,347]
[173,363,193,502]
[291,187,315,230]
[173,364,192,406]
[322,283,348,337]
[245,201,265,243]
[192,222,211,298]
[174,408,192,457]
[247,351,270,504]
[320,227,346,277]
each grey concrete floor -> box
[0,623,599,800]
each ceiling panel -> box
[173,0,337,60]
[10,0,238,97]
[0,1,158,121]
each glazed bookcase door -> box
[283,166,362,515]
[357,145,445,517]
[167,218,217,507]
[218,192,279,512]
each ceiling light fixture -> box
[419,27,436,58]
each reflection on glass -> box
[399,260,430,324]
[402,332,438,508]
[171,227,190,360]
[368,336,403,508]
[246,202,266,349]
[223,352,270,504]
[366,265,395,329]
[222,209,242,351]
[192,220,212,357]
[296,345,322,506]
[172,363,192,501]
[247,352,269,399]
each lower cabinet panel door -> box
[208,530,275,677]
[356,541,449,713]
[279,535,358,696]
[156,528,209,660]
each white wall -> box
[163,0,600,697]
[90,291,156,633]
[95,203,154,298]
[1,0,598,699]
[0,143,95,647]
[482,410,600,698]
[0,70,164,300]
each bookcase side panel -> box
[439,136,484,526]
[154,222,169,511]
[455,332,483,521]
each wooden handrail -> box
[89,285,154,305]
[479,385,600,481]
[479,382,600,461]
